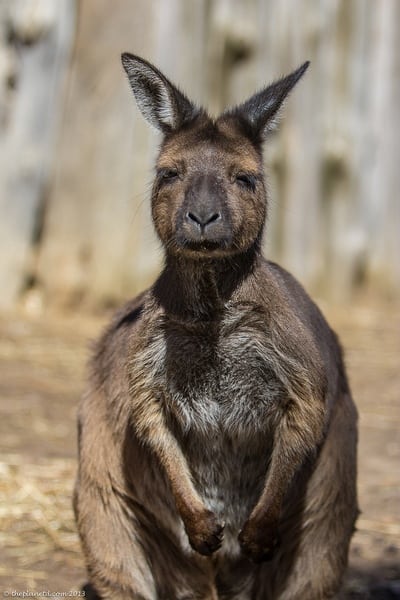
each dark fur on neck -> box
[153,243,261,321]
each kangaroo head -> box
[121,54,309,260]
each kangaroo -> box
[74,54,358,600]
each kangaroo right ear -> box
[224,61,310,142]
[121,53,200,133]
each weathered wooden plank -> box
[363,0,400,294]
[0,0,76,310]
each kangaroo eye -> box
[159,168,179,182]
[235,173,257,191]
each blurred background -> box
[0,0,399,597]
[0,0,399,311]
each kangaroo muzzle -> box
[177,173,232,249]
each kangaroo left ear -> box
[121,53,201,133]
[225,61,310,141]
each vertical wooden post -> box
[0,0,76,310]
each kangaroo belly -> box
[128,311,290,554]
[148,316,286,554]
[183,430,272,555]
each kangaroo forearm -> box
[130,394,224,555]
[239,397,326,562]
[131,397,204,515]
[257,397,326,516]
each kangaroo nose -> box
[186,210,221,229]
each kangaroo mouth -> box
[174,236,234,257]
[183,239,228,251]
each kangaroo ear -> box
[121,53,200,133]
[226,61,310,141]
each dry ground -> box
[0,299,399,598]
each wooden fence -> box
[1,0,399,311]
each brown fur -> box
[74,55,358,599]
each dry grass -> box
[0,299,399,594]
[0,454,81,577]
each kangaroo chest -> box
[133,308,289,530]
[144,309,287,438]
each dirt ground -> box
[0,298,399,598]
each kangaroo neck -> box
[153,246,260,322]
